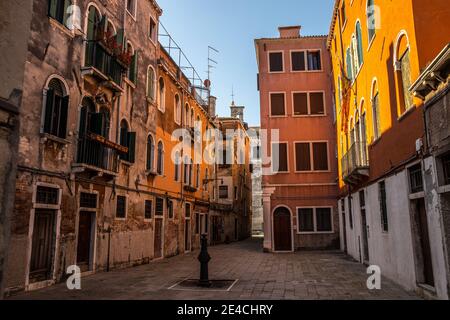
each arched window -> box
[146,66,155,100]
[196,164,200,188]
[184,156,191,184]
[346,47,353,81]
[185,103,190,127]
[146,135,155,171]
[359,100,368,164]
[85,5,101,61]
[355,21,364,68]
[174,94,181,124]
[43,77,69,138]
[158,77,165,112]
[174,151,180,181]
[351,35,359,77]
[157,141,164,175]
[127,42,138,83]
[337,76,342,113]
[99,107,110,139]
[394,32,413,115]
[190,108,194,128]
[371,80,381,140]
[367,0,376,43]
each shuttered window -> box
[291,51,306,71]
[155,197,164,216]
[128,50,138,84]
[269,52,283,72]
[316,208,332,232]
[116,196,126,219]
[312,142,328,171]
[185,203,191,218]
[144,200,153,219]
[307,51,321,71]
[119,120,136,163]
[293,93,308,115]
[379,181,388,232]
[43,79,69,139]
[270,93,285,116]
[48,0,71,26]
[295,143,311,171]
[273,143,288,172]
[310,92,325,115]
[298,208,314,232]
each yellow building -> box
[328,0,450,298]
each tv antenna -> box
[206,46,219,92]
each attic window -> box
[269,52,283,72]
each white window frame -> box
[267,50,285,74]
[296,206,334,234]
[293,141,330,173]
[291,91,327,117]
[270,141,290,174]
[126,0,137,20]
[269,91,287,118]
[115,194,128,220]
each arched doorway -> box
[273,206,292,251]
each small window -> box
[269,52,283,72]
[155,197,164,216]
[312,142,328,171]
[43,78,69,138]
[270,93,285,116]
[298,208,314,232]
[340,1,347,25]
[116,196,126,219]
[185,203,191,218]
[36,186,59,205]
[126,0,136,17]
[158,77,165,112]
[48,0,71,27]
[310,92,325,115]
[348,196,353,229]
[291,51,306,71]
[408,164,423,193]
[149,17,157,41]
[307,51,321,71]
[295,143,311,171]
[80,193,97,209]
[157,141,164,175]
[316,208,332,232]
[293,93,308,115]
[272,142,288,172]
[167,200,174,219]
[146,135,154,171]
[219,186,228,199]
[146,67,155,100]
[379,181,388,232]
[144,200,153,219]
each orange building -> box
[255,26,339,252]
[329,0,450,298]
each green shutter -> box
[58,95,69,138]
[63,0,71,27]
[128,132,136,163]
[130,50,138,83]
[48,0,58,18]
[98,14,108,40]
[44,89,55,134]
[87,7,96,41]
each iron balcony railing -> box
[341,141,369,180]
[85,41,124,86]
[77,134,120,173]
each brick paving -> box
[9,238,419,300]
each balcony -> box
[342,141,369,186]
[82,41,126,90]
[73,133,126,177]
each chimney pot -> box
[278,26,301,38]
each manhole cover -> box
[168,279,238,292]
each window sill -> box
[438,185,450,194]
[124,77,136,89]
[369,136,382,148]
[292,113,327,118]
[367,34,376,52]
[268,70,285,74]
[126,10,137,21]
[145,170,157,177]
[294,170,331,174]
[269,115,288,118]
[397,106,415,122]
[48,17,74,38]
[297,231,334,235]
[120,159,133,167]
[40,133,70,145]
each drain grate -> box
[168,279,238,292]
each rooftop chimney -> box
[278,26,301,38]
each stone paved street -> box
[9,238,420,300]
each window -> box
[127,43,138,83]
[379,181,388,232]
[295,143,311,171]
[43,78,69,138]
[219,186,228,199]
[116,196,126,219]
[291,51,306,71]
[174,94,181,124]
[270,93,285,116]
[442,152,450,185]
[195,214,200,234]
[372,92,381,139]
[269,52,283,72]
[119,120,136,163]
[398,49,413,114]
[80,193,97,209]
[272,142,288,173]
[174,151,180,181]
[346,48,353,81]
[409,164,423,193]
[158,77,165,112]
[348,196,353,229]
[307,51,321,71]
[149,17,157,42]
[367,0,376,43]
[337,76,343,113]
[293,93,308,115]
[146,67,155,100]
[309,92,325,115]
[155,197,164,216]
[185,203,191,218]
[146,135,154,171]
[167,200,174,219]
[126,0,136,17]
[234,186,238,200]
[340,1,347,25]
[297,208,332,233]
[144,200,153,219]
[36,186,59,205]
[184,157,191,185]
[355,22,364,68]
[48,0,71,26]
[312,142,329,171]
[157,141,164,175]
[196,164,200,188]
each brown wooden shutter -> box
[43,89,55,134]
[270,93,285,116]
[313,142,328,171]
[269,52,283,72]
[58,95,69,138]
[291,51,306,71]
[293,92,308,115]
[274,143,288,172]
[295,143,311,171]
[310,92,325,115]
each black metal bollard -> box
[198,234,211,287]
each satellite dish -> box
[204,79,211,88]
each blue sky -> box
[156,0,334,126]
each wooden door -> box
[30,209,55,283]
[273,207,292,251]
[77,211,93,272]
[184,219,191,252]
[416,199,434,286]
[154,218,163,259]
